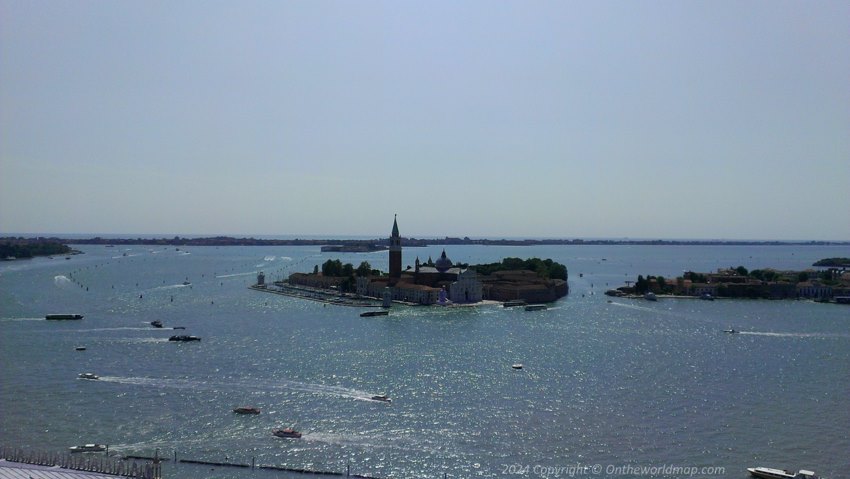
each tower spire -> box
[389,215,402,283]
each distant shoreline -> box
[2,236,848,248]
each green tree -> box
[735,266,749,276]
[355,261,372,277]
[322,259,343,276]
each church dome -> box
[435,250,453,273]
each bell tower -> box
[389,214,402,283]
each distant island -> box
[813,257,850,267]
[254,217,569,306]
[608,262,849,303]
[275,255,569,306]
[0,238,73,260]
[2,235,848,250]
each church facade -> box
[355,216,483,305]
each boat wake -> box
[149,283,191,291]
[72,327,157,333]
[263,256,276,261]
[739,331,850,339]
[216,272,257,279]
[1,316,44,322]
[96,375,375,401]
[54,275,73,287]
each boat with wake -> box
[747,467,821,479]
[272,427,302,438]
[370,394,392,403]
[69,444,106,453]
[169,335,201,342]
[503,300,527,308]
[524,304,547,311]
[78,373,99,380]
[233,406,261,414]
[46,314,83,320]
[724,329,739,334]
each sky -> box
[1,1,848,240]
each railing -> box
[0,445,161,479]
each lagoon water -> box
[1,244,848,479]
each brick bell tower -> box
[389,214,402,284]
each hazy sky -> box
[1,1,848,240]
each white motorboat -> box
[78,373,99,380]
[69,444,106,453]
[747,467,820,479]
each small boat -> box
[46,314,83,320]
[371,394,392,403]
[724,329,739,334]
[512,364,523,370]
[150,320,163,328]
[524,304,547,311]
[644,292,657,301]
[78,373,99,380]
[700,293,715,300]
[233,406,261,414]
[503,300,527,308]
[168,335,201,342]
[272,427,302,438]
[747,467,820,479]
[69,444,106,453]
[182,281,191,286]
[172,326,186,330]
[75,346,86,351]
[360,310,389,317]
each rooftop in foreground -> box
[0,459,117,479]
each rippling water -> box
[1,244,849,478]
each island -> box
[251,217,568,306]
[607,262,850,303]
[0,238,73,260]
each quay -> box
[250,283,381,307]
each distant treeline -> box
[0,239,71,258]
[813,257,850,267]
[470,257,568,280]
[6,236,847,248]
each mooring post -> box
[252,456,255,470]
[347,461,350,476]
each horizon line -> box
[2,232,849,244]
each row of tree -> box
[638,264,844,295]
[469,257,568,280]
[0,241,71,259]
